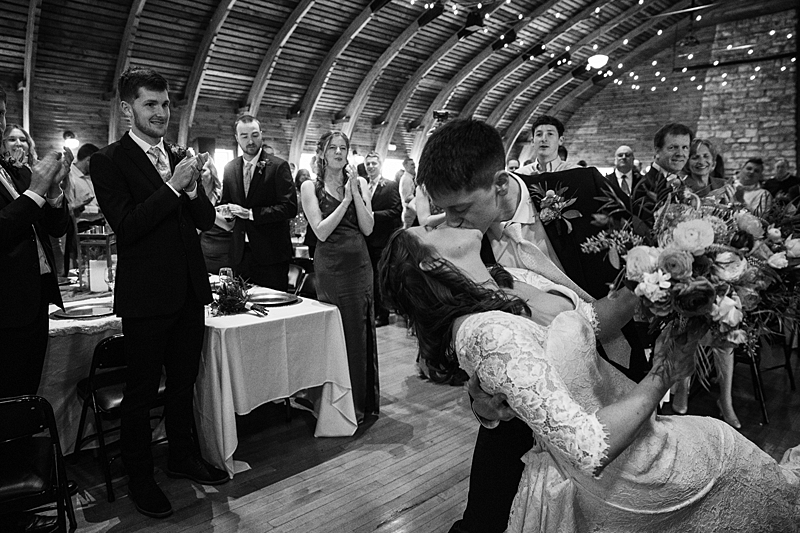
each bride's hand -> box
[468,373,516,422]
[652,322,704,383]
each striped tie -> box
[148,147,171,182]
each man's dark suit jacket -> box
[91,132,216,318]
[604,168,642,206]
[0,161,68,326]
[221,152,297,267]
[365,178,401,249]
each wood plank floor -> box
[63,316,800,532]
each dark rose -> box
[672,277,716,316]
[730,230,755,251]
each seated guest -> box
[734,157,772,214]
[764,157,800,201]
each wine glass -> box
[104,267,115,300]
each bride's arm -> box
[461,313,695,476]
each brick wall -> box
[563,10,797,178]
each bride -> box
[379,224,800,532]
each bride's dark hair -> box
[378,229,529,374]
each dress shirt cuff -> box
[167,183,182,197]
[23,190,46,208]
[248,209,254,221]
[184,182,198,199]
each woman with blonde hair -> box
[300,131,378,422]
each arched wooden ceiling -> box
[0,0,794,165]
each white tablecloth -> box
[195,293,357,477]
[44,296,121,454]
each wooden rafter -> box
[339,9,439,138]
[373,2,506,159]
[108,0,147,144]
[288,0,399,167]
[503,17,693,153]
[244,0,316,118]
[488,0,689,128]
[460,0,653,120]
[178,0,238,146]
[409,0,607,160]
[21,0,42,134]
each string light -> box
[633,75,639,80]
[655,71,660,76]
[687,53,694,60]
[681,67,687,73]
[518,13,522,19]
[657,29,663,35]
[695,15,701,21]
[697,84,703,90]
[690,76,696,81]
[652,60,657,66]
[755,66,760,71]
[722,72,727,78]
[651,86,656,91]
[565,45,570,51]
[673,87,678,92]
[750,74,756,80]
[629,72,634,77]
[789,34,794,39]
[661,76,666,82]
[618,63,623,69]
[722,81,727,86]
[727,44,732,50]
[713,60,719,66]
[770,30,776,36]
[623,39,629,45]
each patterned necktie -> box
[148,147,171,182]
[620,175,630,195]
[502,222,593,303]
[243,162,254,196]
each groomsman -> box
[516,116,576,175]
[363,151,401,326]
[222,115,297,290]
[92,67,228,520]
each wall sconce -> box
[63,131,79,151]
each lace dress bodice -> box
[454,269,800,533]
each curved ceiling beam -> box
[409,0,574,160]
[460,0,651,120]
[373,2,507,160]
[288,0,394,168]
[503,16,693,154]
[489,0,689,130]
[338,6,444,138]
[178,0,238,146]
[244,0,316,117]
[108,0,147,144]
[22,0,42,133]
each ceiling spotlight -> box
[587,53,609,69]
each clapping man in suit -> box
[415,119,646,533]
[605,145,641,204]
[92,67,228,520]
[222,115,297,291]
[363,151,401,327]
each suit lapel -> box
[121,132,165,190]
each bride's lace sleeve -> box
[456,311,608,475]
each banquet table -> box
[195,290,357,478]
[43,290,357,471]
[44,295,121,455]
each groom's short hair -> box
[417,119,506,200]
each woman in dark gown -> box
[300,131,378,422]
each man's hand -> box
[168,154,202,191]
[228,204,252,220]
[29,151,69,198]
[467,373,516,422]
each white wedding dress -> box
[454,269,800,533]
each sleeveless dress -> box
[454,268,800,533]
[314,188,378,421]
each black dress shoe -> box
[67,479,78,496]
[129,477,173,519]
[166,455,229,486]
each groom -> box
[416,118,645,533]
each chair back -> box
[0,396,52,444]
[288,264,306,295]
[298,272,317,299]
[89,334,127,389]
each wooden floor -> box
[63,317,800,532]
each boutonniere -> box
[256,159,270,171]
[169,144,189,160]
[528,182,582,234]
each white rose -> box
[785,237,800,259]
[713,252,748,282]
[767,251,789,269]
[625,246,660,281]
[767,226,783,242]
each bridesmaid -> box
[300,131,378,422]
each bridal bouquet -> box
[211,275,268,317]
[583,186,800,368]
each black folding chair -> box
[0,395,77,532]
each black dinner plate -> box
[51,305,115,319]
[248,292,300,306]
